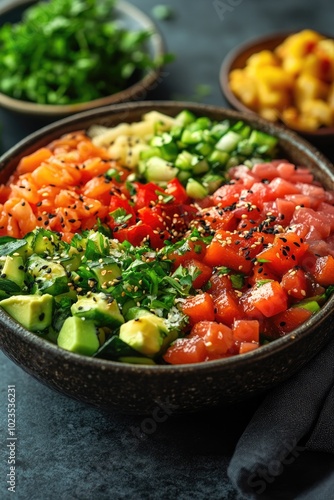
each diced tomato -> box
[163,335,207,364]
[108,195,136,230]
[232,319,260,343]
[138,206,165,230]
[165,178,189,204]
[134,182,163,210]
[181,292,215,325]
[116,223,167,249]
[161,203,198,234]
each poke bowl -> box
[0,101,333,415]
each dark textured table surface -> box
[1,1,334,499]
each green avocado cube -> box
[0,294,53,331]
[71,292,124,328]
[57,316,99,356]
[119,313,169,357]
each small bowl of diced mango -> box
[220,30,334,144]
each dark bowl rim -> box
[0,0,166,116]
[0,100,334,375]
[219,30,334,138]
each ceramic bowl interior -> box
[220,32,334,147]
[0,101,334,415]
[0,0,165,117]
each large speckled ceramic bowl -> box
[0,101,334,415]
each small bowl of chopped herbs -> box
[0,0,167,116]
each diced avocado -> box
[57,316,99,356]
[27,255,69,295]
[0,294,53,331]
[0,254,26,288]
[71,292,124,328]
[119,312,171,357]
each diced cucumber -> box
[175,109,196,126]
[175,150,196,170]
[177,170,192,183]
[248,130,278,155]
[208,149,229,166]
[202,173,225,193]
[140,146,161,161]
[192,158,210,175]
[181,129,202,145]
[231,121,251,138]
[186,178,208,199]
[194,116,212,130]
[216,131,242,153]
[194,141,214,157]
[226,156,242,169]
[144,157,178,182]
[210,120,230,140]
[237,139,254,156]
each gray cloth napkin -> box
[228,336,334,499]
